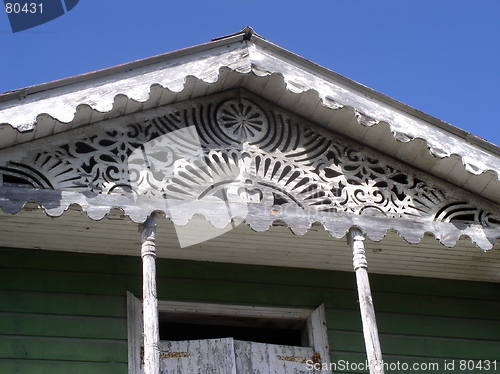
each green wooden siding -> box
[0,248,499,373]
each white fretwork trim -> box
[0,91,498,248]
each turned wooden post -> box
[140,214,160,374]
[348,228,384,374]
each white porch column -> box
[140,214,160,374]
[348,228,384,374]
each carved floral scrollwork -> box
[216,98,268,143]
[0,92,498,232]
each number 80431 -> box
[5,2,43,14]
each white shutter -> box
[159,338,236,374]
[234,340,315,373]
[127,292,144,374]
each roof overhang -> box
[0,87,498,250]
[1,205,499,283]
[0,28,498,261]
[0,28,500,282]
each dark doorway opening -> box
[159,312,306,346]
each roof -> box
[0,27,498,199]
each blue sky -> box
[1,0,499,145]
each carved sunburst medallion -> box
[216,99,268,143]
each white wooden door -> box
[160,339,314,373]
[234,340,314,374]
[159,338,236,374]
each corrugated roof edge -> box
[0,26,498,156]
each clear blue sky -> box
[1,0,499,145]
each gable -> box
[0,89,498,249]
[1,32,499,205]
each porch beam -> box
[140,213,160,374]
[348,228,384,374]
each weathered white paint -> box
[140,214,160,374]
[127,292,144,374]
[159,338,236,374]
[348,228,384,374]
[1,185,498,249]
[234,340,314,373]
[306,305,331,373]
[158,338,316,374]
[0,30,498,189]
[0,90,497,249]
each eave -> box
[1,205,500,283]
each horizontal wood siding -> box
[0,248,499,373]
